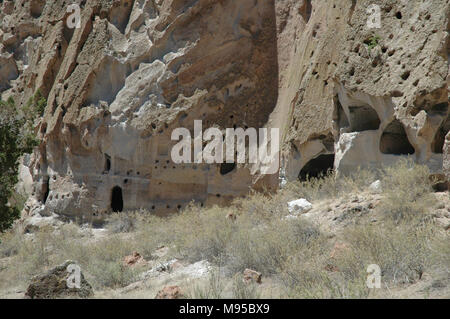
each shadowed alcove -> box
[380,119,415,155]
[111,186,123,212]
[299,154,335,181]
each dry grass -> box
[0,161,448,298]
[0,224,141,290]
[378,159,434,222]
[187,268,226,299]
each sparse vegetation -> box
[188,269,225,299]
[231,275,261,299]
[379,158,433,222]
[25,89,47,117]
[106,212,139,234]
[0,161,448,298]
[0,97,40,233]
[365,35,381,52]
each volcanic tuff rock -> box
[0,0,448,220]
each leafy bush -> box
[365,35,381,52]
[24,89,47,117]
[0,97,39,232]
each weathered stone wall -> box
[1,0,448,222]
[280,0,449,183]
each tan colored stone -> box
[123,251,146,267]
[243,268,262,284]
[0,0,447,221]
[155,285,184,299]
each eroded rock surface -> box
[281,0,449,182]
[1,0,448,220]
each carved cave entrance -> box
[299,154,335,181]
[111,186,123,212]
[380,120,415,155]
[220,163,236,175]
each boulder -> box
[243,268,262,284]
[23,213,63,233]
[123,251,146,267]
[155,285,184,299]
[369,180,382,194]
[25,260,93,299]
[287,199,313,215]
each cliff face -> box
[279,0,449,181]
[1,0,448,221]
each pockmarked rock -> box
[0,0,447,220]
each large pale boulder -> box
[23,213,63,233]
[369,180,382,194]
[287,199,313,215]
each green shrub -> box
[365,35,381,52]
[24,89,47,117]
[0,97,39,232]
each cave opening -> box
[299,154,335,181]
[431,114,449,154]
[104,154,111,173]
[432,180,449,192]
[348,105,381,132]
[220,163,236,175]
[42,177,50,204]
[300,0,312,23]
[432,127,445,153]
[111,186,123,212]
[380,120,415,155]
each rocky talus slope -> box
[0,0,448,220]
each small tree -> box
[0,96,41,232]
